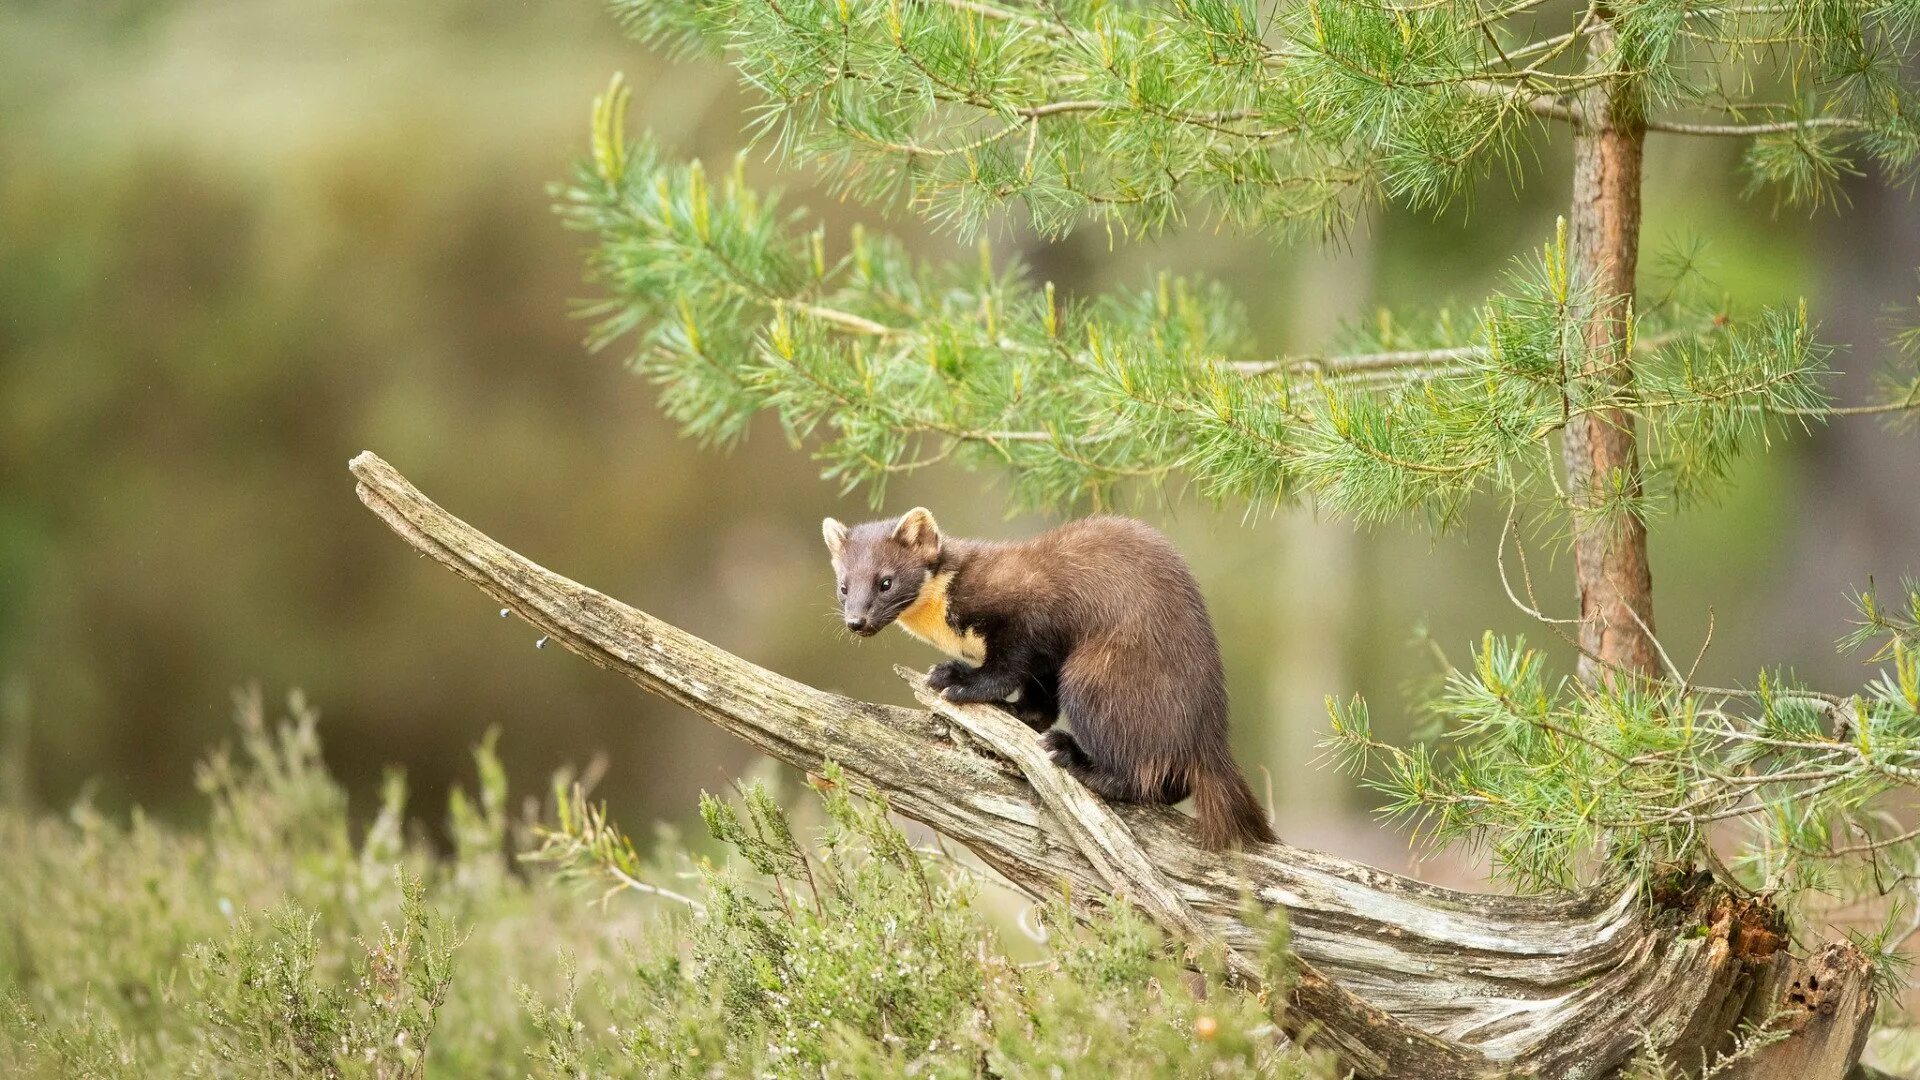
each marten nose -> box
[845,616,869,633]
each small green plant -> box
[186,876,457,1080]
[0,689,634,1080]
[1323,583,1920,916]
[1,694,1329,1078]
[524,761,1321,1078]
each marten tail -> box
[1191,761,1277,850]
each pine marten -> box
[822,507,1277,850]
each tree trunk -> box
[1564,22,1660,682]
[348,451,1876,1079]
[1547,31,1876,1079]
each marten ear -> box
[821,517,849,561]
[892,507,941,556]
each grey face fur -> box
[822,508,941,635]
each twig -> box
[606,867,707,912]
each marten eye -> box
[838,583,848,595]
[878,576,893,592]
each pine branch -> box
[1232,324,1710,377]
[615,0,1919,227]
[567,99,1913,524]
[1647,116,1872,136]
[1326,623,1920,898]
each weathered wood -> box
[1726,944,1877,1080]
[905,667,1484,1076]
[349,451,1874,1079]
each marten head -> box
[821,508,942,636]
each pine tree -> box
[557,0,1920,1074]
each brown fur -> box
[823,509,1277,850]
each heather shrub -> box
[0,692,1329,1078]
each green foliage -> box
[0,690,621,1080]
[564,108,1870,520]
[186,879,456,1080]
[1846,577,1920,661]
[1318,580,1920,1008]
[566,0,1920,523]
[1325,580,1920,916]
[613,0,1919,237]
[523,761,1320,1077]
[0,696,1329,1079]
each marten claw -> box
[927,660,969,692]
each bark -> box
[1564,22,1660,682]
[348,450,1876,1079]
[1725,943,1877,1080]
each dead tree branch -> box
[348,450,1874,1079]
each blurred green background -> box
[3,0,1916,877]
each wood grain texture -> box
[349,451,1872,1079]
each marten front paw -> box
[926,660,972,692]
